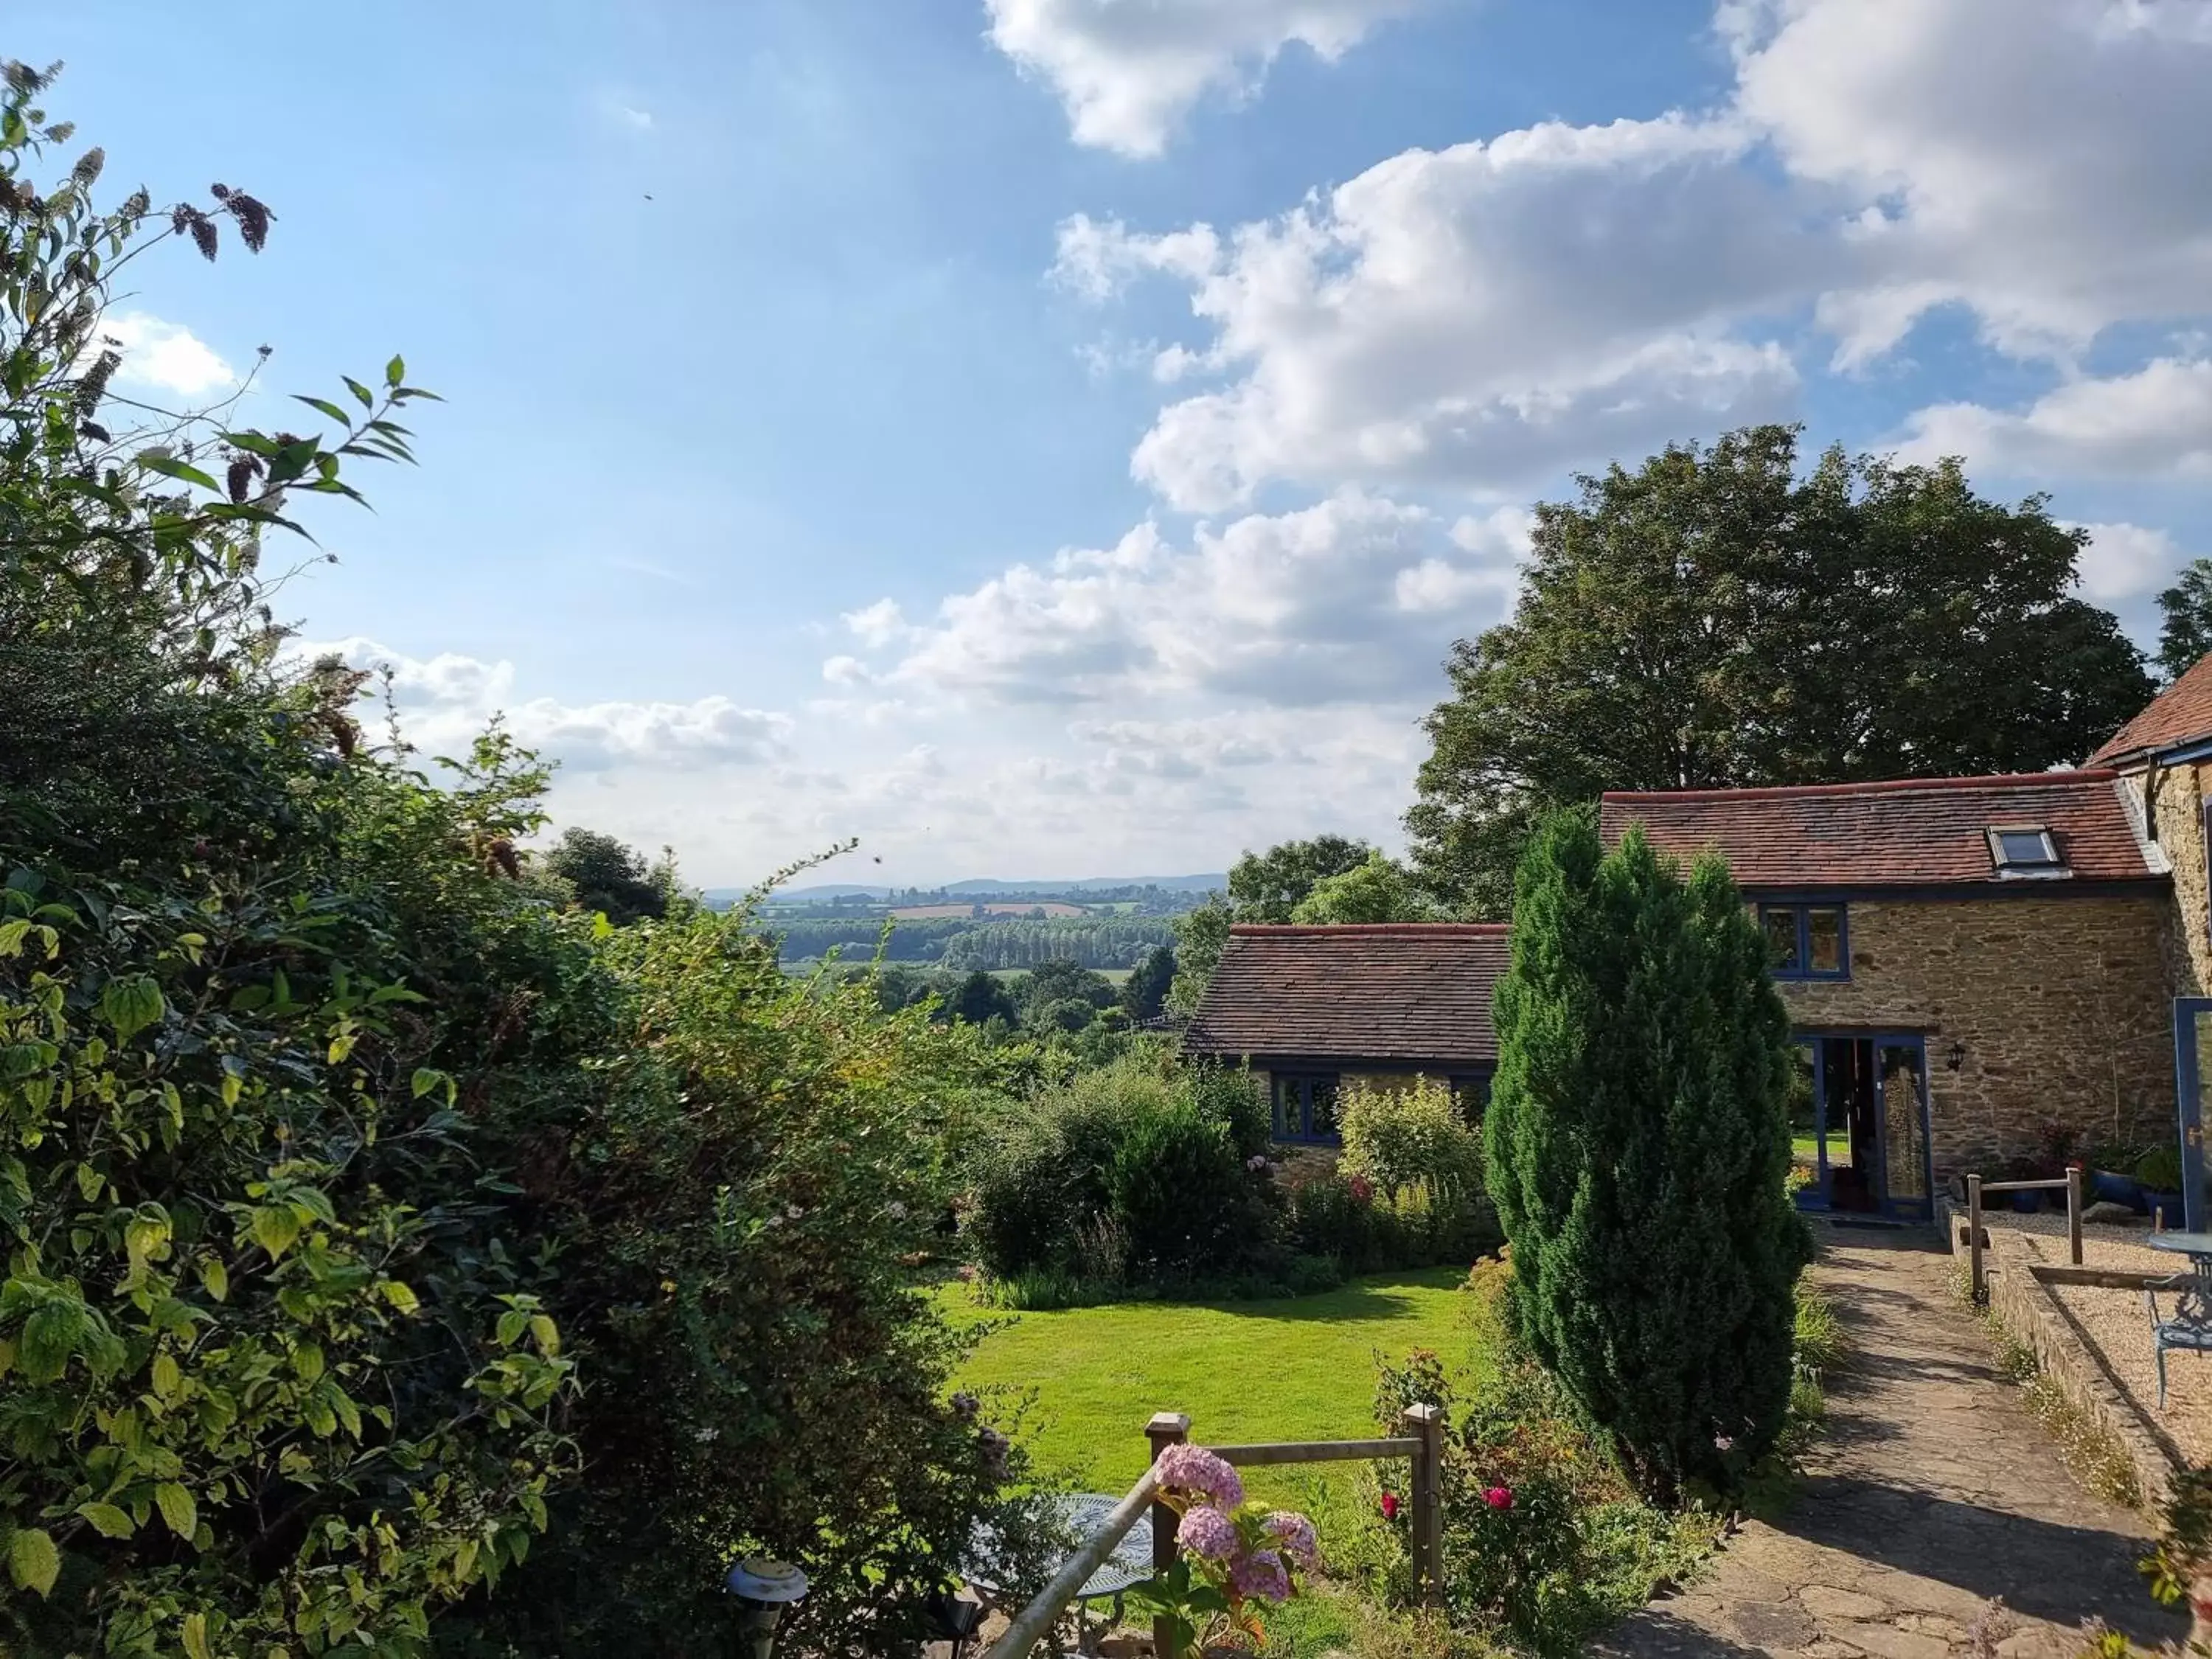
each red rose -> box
[1483,1486,1513,1510]
[1380,1492,1400,1521]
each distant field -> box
[888,902,1088,919]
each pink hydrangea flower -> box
[1176,1505,1240,1562]
[1482,1486,1513,1511]
[1153,1443,1245,1508]
[1230,1548,1291,1604]
[1263,1511,1320,1571]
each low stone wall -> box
[1941,1197,2181,1514]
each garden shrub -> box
[1340,1078,1483,1206]
[1486,810,1808,1500]
[966,1053,1278,1292]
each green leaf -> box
[200,1258,229,1302]
[291,394,352,426]
[154,1483,196,1541]
[151,1352,181,1398]
[98,974,164,1042]
[292,1342,325,1384]
[250,1206,302,1259]
[385,352,406,387]
[342,375,376,408]
[378,1279,420,1315]
[181,1613,212,1659]
[136,451,220,491]
[410,1066,453,1103]
[75,1502,134,1540]
[7,1527,58,1596]
[19,1301,82,1384]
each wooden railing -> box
[980,1406,1444,1659]
[1965,1169,2082,1304]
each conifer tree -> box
[1486,810,1808,1498]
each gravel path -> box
[1989,1214,2212,1464]
[1592,1225,2186,1658]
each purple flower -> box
[1176,1504,1239,1562]
[1262,1511,1319,1571]
[1230,1548,1291,1604]
[1153,1443,1245,1509]
[1246,1154,1271,1173]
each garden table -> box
[964,1493,1154,1655]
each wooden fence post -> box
[1968,1174,1985,1305]
[1145,1412,1189,1656]
[1402,1403,1444,1610]
[2067,1166,2084,1267]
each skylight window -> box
[1988,825,2065,875]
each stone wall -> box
[1778,894,2173,1178]
[2137,759,2212,998]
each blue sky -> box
[22,0,2212,884]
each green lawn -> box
[941,1268,1480,1505]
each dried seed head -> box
[209,182,230,201]
[227,192,271,254]
[69,147,103,189]
[225,453,263,504]
[189,213,218,262]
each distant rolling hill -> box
[701,873,1228,906]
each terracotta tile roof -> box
[1600,771,2160,890]
[1186,924,1509,1066]
[2091,653,2212,765]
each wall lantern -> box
[1945,1040,1966,1073]
[728,1557,809,1659]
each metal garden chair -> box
[2146,1270,2212,1407]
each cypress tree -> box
[1486,810,1809,1499]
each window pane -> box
[1271,1077,1297,1138]
[1806,907,1844,973]
[1997,830,2053,866]
[1762,907,1801,972]
[1308,1077,1340,1140]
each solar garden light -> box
[727,1557,808,1659]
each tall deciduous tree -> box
[2158,557,2212,684]
[1486,810,1807,1500]
[1121,944,1176,1021]
[1289,851,1434,924]
[1167,837,1377,1012]
[543,826,669,926]
[1408,427,2155,916]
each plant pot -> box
[2149,1192,2185,1228]
[2091,1169,2143,1211]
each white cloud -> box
[2069,521,2192,605]
[861,493,1517,707]
[100,311,236,398]
[1899,358,2212,480]
[1064,0,2212,504]
[302,638,790,771]
[986,0,1430,157]
[841,597,911,647]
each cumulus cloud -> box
[2068,521,2194,605]
[985,0,1430,157]
[852,493,1521,707]
[1063,0,2212,504]
[99,311,237,398]
[1899,358,2212,480]
[302,637,790,771]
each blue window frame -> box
[1272,1074,1340,1144]
[1759,902,1849,981]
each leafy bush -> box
[1487,811,1808,1500]
[967,1055,1279,1292]
[1340,1079,1483,1206]
[1321,1268,1719,1658]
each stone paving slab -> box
[1590,1225,2188,1658]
